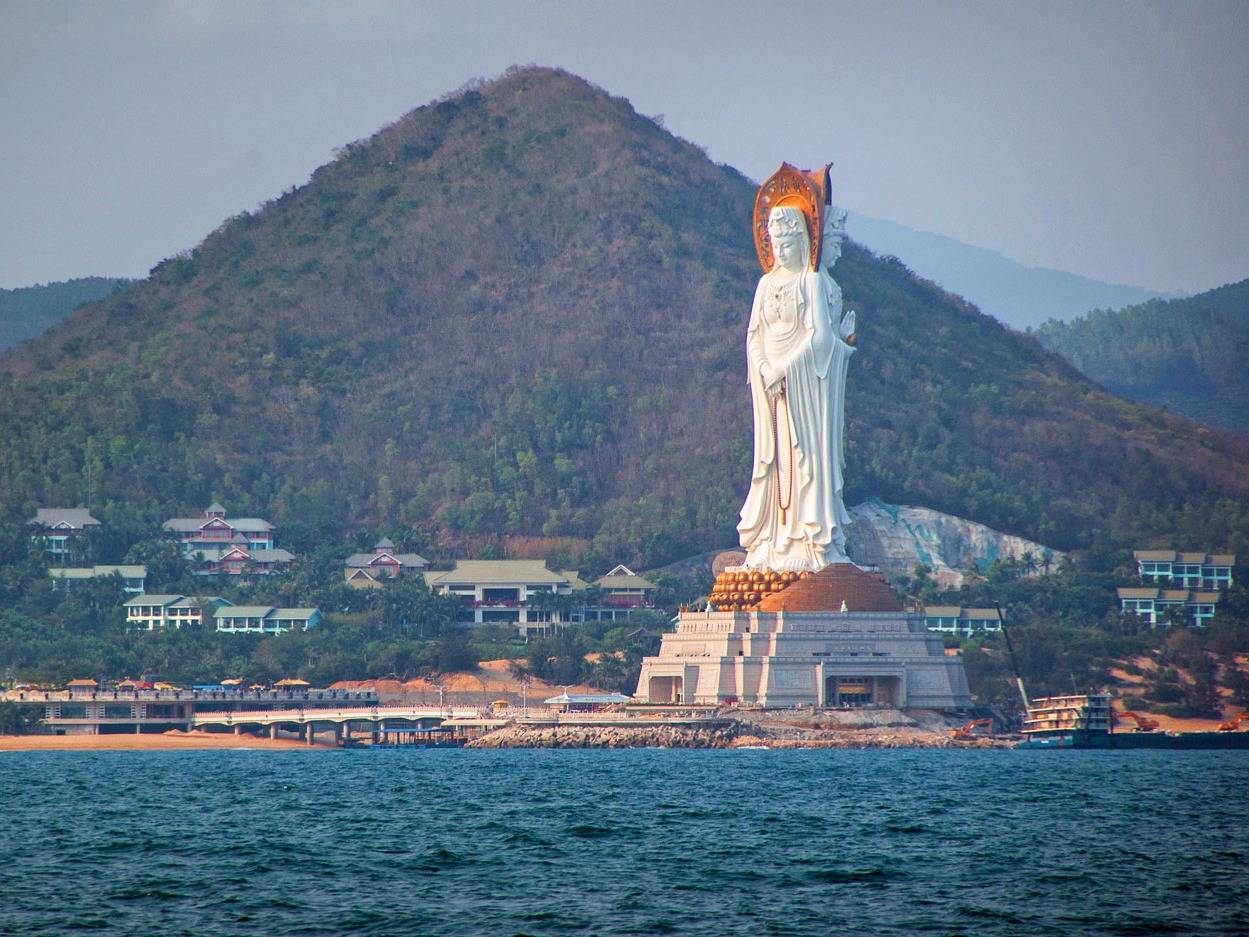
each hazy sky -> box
[3,0,1246,293]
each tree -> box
[377,575,459,637]
[1223,663,1249,707]
[0,701,39,735]
[124,539,189,589]
[1184,666,1223,718]
[432,631,477,673]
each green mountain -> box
[2,67,1248,568]
[1035,279,1249,435]
[0,277,129,352]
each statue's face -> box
[768,209,807,273]
[772,232,802,272]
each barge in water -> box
[1018,694,1249,750]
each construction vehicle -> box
[1115,709,1160,732]
[1218,712,1249,732]
[950,718,992,741]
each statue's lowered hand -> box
[761,362,784,396]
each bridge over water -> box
[190,706,508,744]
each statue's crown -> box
[753,162,831,273]
[767,210,806,237]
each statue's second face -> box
[824,234,843,265]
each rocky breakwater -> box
[466,722,739,749]
[729,708,1012,749]
[466,709,1014,750]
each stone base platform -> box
[635,563,972,710]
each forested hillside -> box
[0,277,129,352]
[2,67,1249,571]
[1036,279,1249,435]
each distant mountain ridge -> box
[1,66,1248,568]
[849,213,1171,330]
[1035,278,1249,435]
[0,277,129,352]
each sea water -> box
[1,748,1246,936]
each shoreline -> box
[0,731,330,751]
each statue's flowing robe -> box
[737,268,854,571]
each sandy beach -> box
[0,731,329,751]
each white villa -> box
[213,606,322,634]
[50,565,147,594]
[1117,587,1220,627]
[424,560,586,637]
[1134,551,1234,590]
[922,606,1002,637]
[586,564,658,622]
[124,594,233,630]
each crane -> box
[996,603,1030,712]
[1218,712,1249,732]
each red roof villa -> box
[344,537,429,588]
[162,502,294,576]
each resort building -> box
[192,533,296,576]
[124,594,233,630]
[1117,587,1220,627]
[49,564,147,594]
[213,606,321,634]
[344,538,429,588]
[922,606,1002,637]
[157,504,292,576]
[28,508,101,561]
[1,684,378,736]
[424,560,586,637]
[578,565,658,622]
[1134,551,1235,590]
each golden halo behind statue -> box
[753,162,831,273]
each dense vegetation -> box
[0,277,129,352]
[1036,278,1249,434]
[1,66,1248,575]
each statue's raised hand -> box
[839,309,857,341]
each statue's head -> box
[767,206,810,273]
[822,205,848,268]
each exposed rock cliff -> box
[651,498,1062,589]
[846,498,1063,587]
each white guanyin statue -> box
[737,164,857,572]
